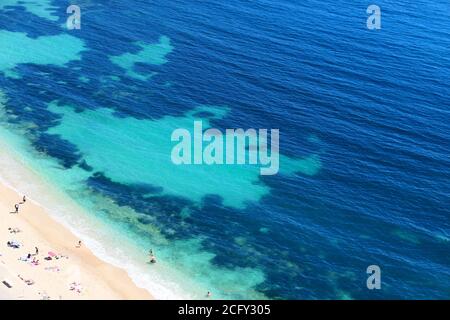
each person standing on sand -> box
[148,249,157,263]
[14,203,19,213]
[22,195,26,204]
[35,247,39,255]
[149,251,157,264]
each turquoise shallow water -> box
[109,36,173,80]
[46,102,317,208]
[0,30,84,78]
[0,0,449,299]
[0,110,269,299]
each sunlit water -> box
[0,0,449,299]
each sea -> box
[0,0,449,299]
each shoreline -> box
[0,121,191,300]
[0,180,153,300]
[0,101,264,300]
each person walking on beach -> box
[14,203,19,213]
[22,195,26,204]
[35,247,39,255]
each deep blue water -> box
[0,0,449,299]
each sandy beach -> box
[0,182,153,300]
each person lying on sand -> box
[8,227,21,234]
[24,279,34,285]
[18,253,34,262]
[18,275,34,286]
[7,240,21,249]
[45,252,69,260]
[69,282,83,294]
[30,257,40,266]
